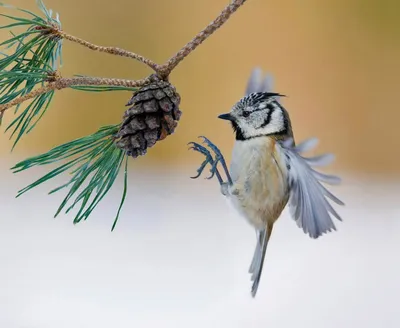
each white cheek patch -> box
[242,107,285,138]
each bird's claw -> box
[199,136,233,185]
[188,136,225,180]
[199,136,226,179]
[207,159,219,180]
[188,142,215,179]
[199,136,224,162]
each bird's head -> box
[218,92,292,140]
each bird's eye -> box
[243,111,251,118]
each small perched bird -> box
[189,68,344,297]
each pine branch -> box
[0,66,152,147]
[4,0,248,79]
[1,0,248,114]
[1,0,251,229]
[0,73,154,113]
[55,1,248,77]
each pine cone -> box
[115,80,182,158]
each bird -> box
[189,68,344,298]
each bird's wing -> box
[279,138,344,239]
[245,67,264,94]
[245,67,282,104]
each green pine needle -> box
[69,76,138,92]
[7,89,55,150]
[0,0,63,71]
[11,124,129,230]
[0,60,55,148]
[0,0,63,146]
[70,85,139,92]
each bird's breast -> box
[228,137,289,229]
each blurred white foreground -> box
[0,163,399,328]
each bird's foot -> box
[188,136,230,185]
[199,136,233,185]
[188,141,216,180]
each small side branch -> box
[0,75,154,113]
[58,31,160,72]
[159,0,248,76]
[55,0,248,77]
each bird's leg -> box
[199,136,233,186]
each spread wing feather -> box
[280,138,344,239]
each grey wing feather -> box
[280,138,344,239]
[260,73,274,93]
[245,68,282,104]
[245,67,263,95]
[305,153,335,166]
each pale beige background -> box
[1,1,399,327]
[1,0,400,173]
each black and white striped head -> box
[218,92,292,140]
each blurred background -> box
[0,0,399,327]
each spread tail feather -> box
[249,225,273,297]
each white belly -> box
[227,137,289,230]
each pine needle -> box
[0,0,63,146]
[69,75,138,92]
[0,0,63,71]
[70,85,138,92]
[11,124,129,229]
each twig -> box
[55,0,248,76]
[159,0,248,76]
[58,31,160,72]
[0,75,154,113]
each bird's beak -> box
[218,113,233,121]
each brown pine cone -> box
[114,80,182,158]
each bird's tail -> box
[249,225,273,297]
